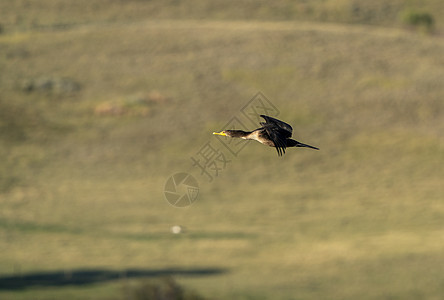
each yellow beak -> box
[213,131,227,136]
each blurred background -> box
[1,1,443,299]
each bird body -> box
[213,115,319,156]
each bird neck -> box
[226,130,251,138]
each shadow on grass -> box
[0,267,226,290]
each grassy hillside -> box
[1,1,444,299]
[1,0,443,32]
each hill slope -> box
[1,12,444,300]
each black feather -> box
[213,115,318,156]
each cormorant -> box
[213,115,319,156]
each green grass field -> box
[1,1,444,299]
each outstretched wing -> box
[260,115,292,156]
[260,115,293,137]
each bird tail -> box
[288,139,319,150]
[297,142,319,150]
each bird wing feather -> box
[261,123,288,156]
[260,115,294,156]
[260,115,293,137]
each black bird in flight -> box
[213,115,319,156]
